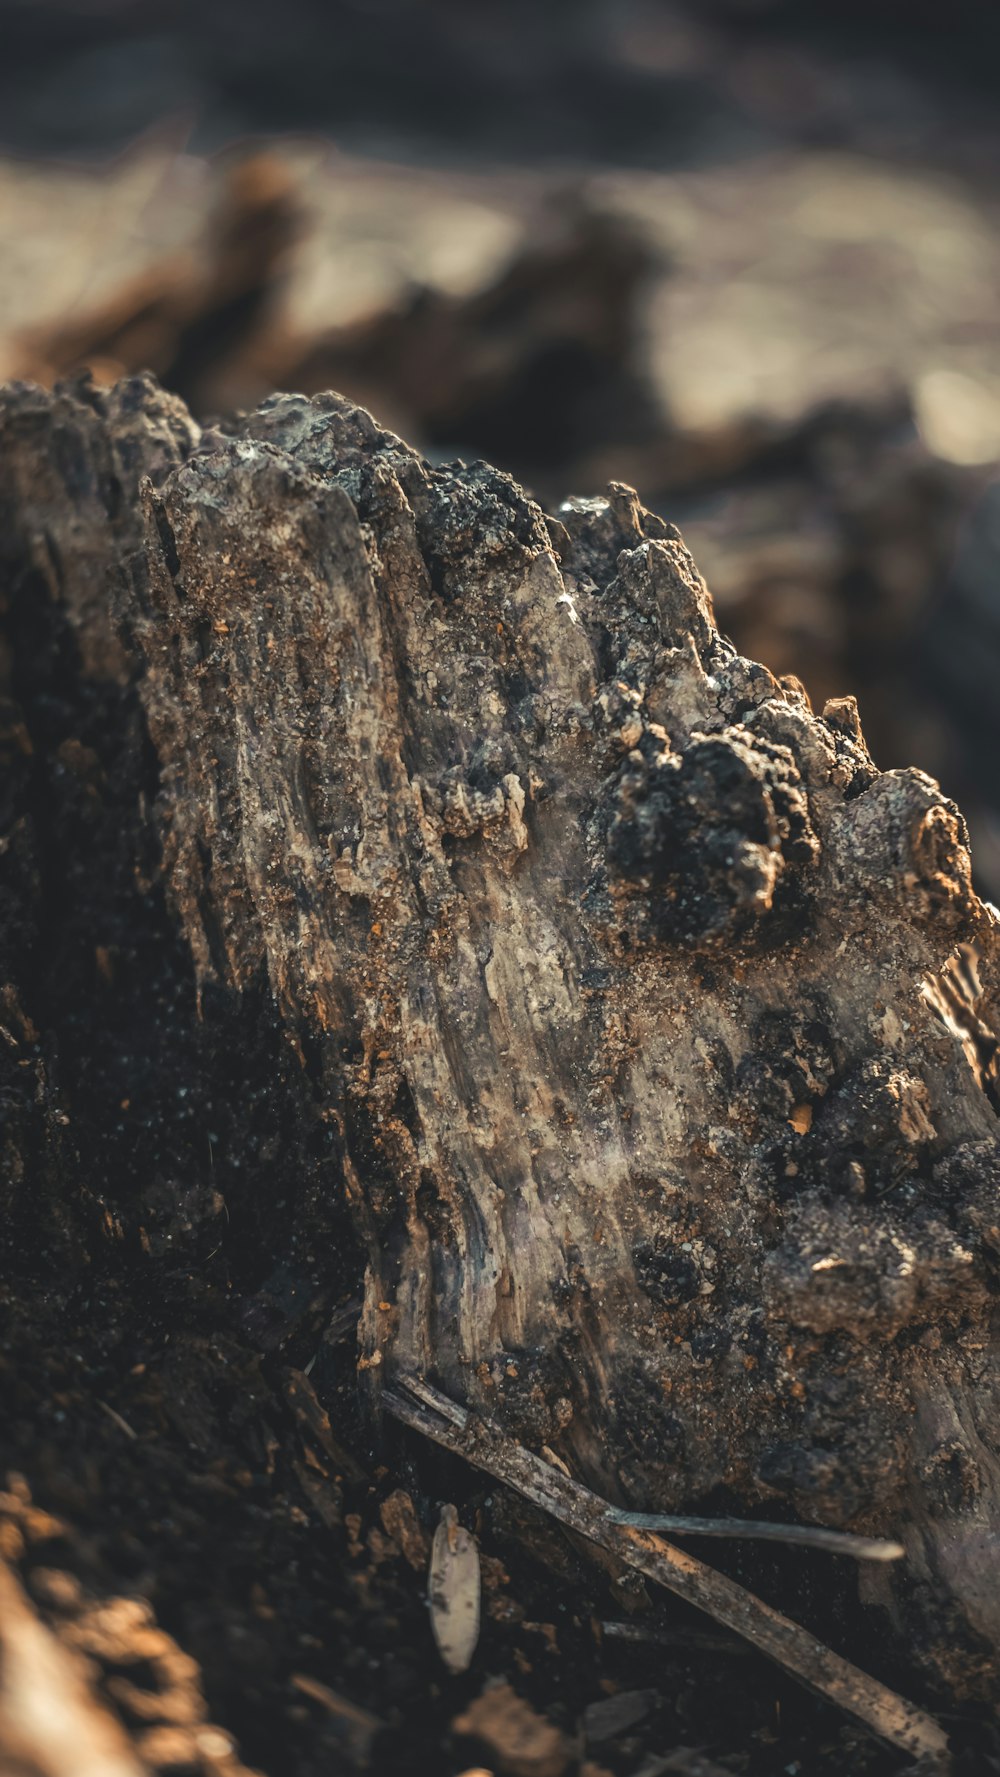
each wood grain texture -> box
[4,373,1000,1707]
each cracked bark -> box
[3,373,1000,1711]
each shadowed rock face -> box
[3,374,1000,1703]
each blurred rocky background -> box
[3,0,1000,888]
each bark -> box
[3,372,1000,1710]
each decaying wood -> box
[385,1375,948,1764]
[3,372,1000,1730]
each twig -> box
[97,1400,138,1441]
[384,1374,950,1769]
[601,1618,750,1656]
[605,1508,903,1562]
[290,1674,381,1764]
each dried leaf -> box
[428,1504,481,1675]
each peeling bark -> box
[3,374,1000,1707]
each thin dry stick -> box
[384,1375,950,1769]
[604,1507,903,1561]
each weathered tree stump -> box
[3,373,1000,1717]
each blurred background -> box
[3,0,1000,889]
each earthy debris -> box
[379,1490,430,1573]
[583,1687,659,1746]
[288,1676,382,1768]
[452,1681,572,1777]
